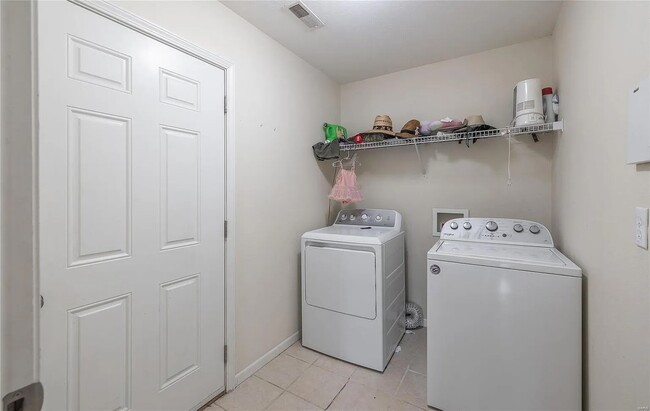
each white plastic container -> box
[513,78,544,126]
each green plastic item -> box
[323,123,347,142]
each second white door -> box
[38,2,226,410]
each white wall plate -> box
[433,208,469,236]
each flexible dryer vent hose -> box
[405,302,424,329]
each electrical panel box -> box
[627,76,650,164]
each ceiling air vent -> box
[288,1,324,29]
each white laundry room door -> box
[37,2,226,410]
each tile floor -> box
[208,329,427,411]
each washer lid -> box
[429,241,582,277]
[302,225,401,245]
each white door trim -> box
[58,0,238,393]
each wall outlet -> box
[635,207,649,249]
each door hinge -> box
[224,95,227,114]
[224,345,228,363]
[224,220,228,239]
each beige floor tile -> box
[349,358,408,396]
[387,349,413,371]
[329,381,421,411]
[265,391,322,411]
[399,330,426,353]
[206,403,225,411]
[406,346,427,376]
[216,376,282,411]
[284,341,321,364]
[287,365,348,409]
[313,355,357,378]
[395,370,428,409]
[256,354,311,389]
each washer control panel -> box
[440,218,553,246]
[335,209,402,229]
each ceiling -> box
[221,1,562,84]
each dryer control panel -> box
[335,209,402,229]
[440,218,553,247]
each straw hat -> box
[463,114,496,132]
[466,115,487,126]
[364,115,395,136]
[396,119,420,139]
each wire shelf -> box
[339,121,563,151]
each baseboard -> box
[234,330,301,386]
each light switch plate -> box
[635,207,648,249]
[627,76,650,164]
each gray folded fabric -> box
[312,139,340,161]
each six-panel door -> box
[38,2,226,410]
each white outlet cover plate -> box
[635,207,648,249]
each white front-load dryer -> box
[301,209,405,371]
[427,218,582,411]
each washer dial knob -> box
[513,224,524,233]
[485,221,498,232]
[449,221,459,230]
[349,215,356,221]
[463,222,472,230]
[529,224,541,234]
[340,214,348,221]
[361,213,369,221]
[375,215,382,222]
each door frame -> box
[1,0,238,400]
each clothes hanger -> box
[332,151,359,168]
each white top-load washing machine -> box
[301,209,405,371]
[427,218,582,411]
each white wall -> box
[1,0,39,397]
[341,37,555,312]
[552,2,650,409]
[116,1,340,374]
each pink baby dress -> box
[329,157,362,204]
